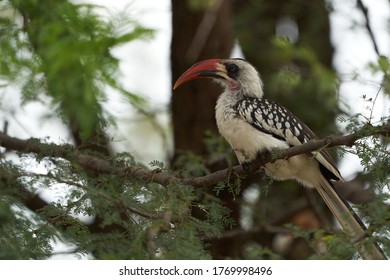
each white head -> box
[174,58,264,99]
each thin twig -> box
[356,0,381,57]
[369,85,382,123]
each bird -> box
[173,58,385,259]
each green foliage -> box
[0,147,235,259]
[368,55,390,96]
[0,0,152,138]
[0,165,56,259]
[322,234,356,260]
[242,242,282,260]
[343,113,390,189]
[0,202,54,259]
[173,151,211,177]
[285,224,356,259]
[336,106,390,257]
[271,37,337,104]
[0,0,232,260]
[203,130,235,164]
[0,0,389,261]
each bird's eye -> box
[226,64,239,77]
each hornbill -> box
[174,58,385,259]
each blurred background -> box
[0,0,389,259]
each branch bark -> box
[0,122,389,189]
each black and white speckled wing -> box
[235,97,342,181]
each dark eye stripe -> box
[225,63,239,79]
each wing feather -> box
[235,97,342,181]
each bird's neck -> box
[215,90,263,121]
[217,87,264,107]
[216,90,242,109]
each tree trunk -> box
[171,0,234,157]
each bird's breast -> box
[215,94,289,163]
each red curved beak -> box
[173,59,225,90]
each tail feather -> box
[316,176,385,259]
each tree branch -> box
[0,123,389,189]
[182,123,390,187]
